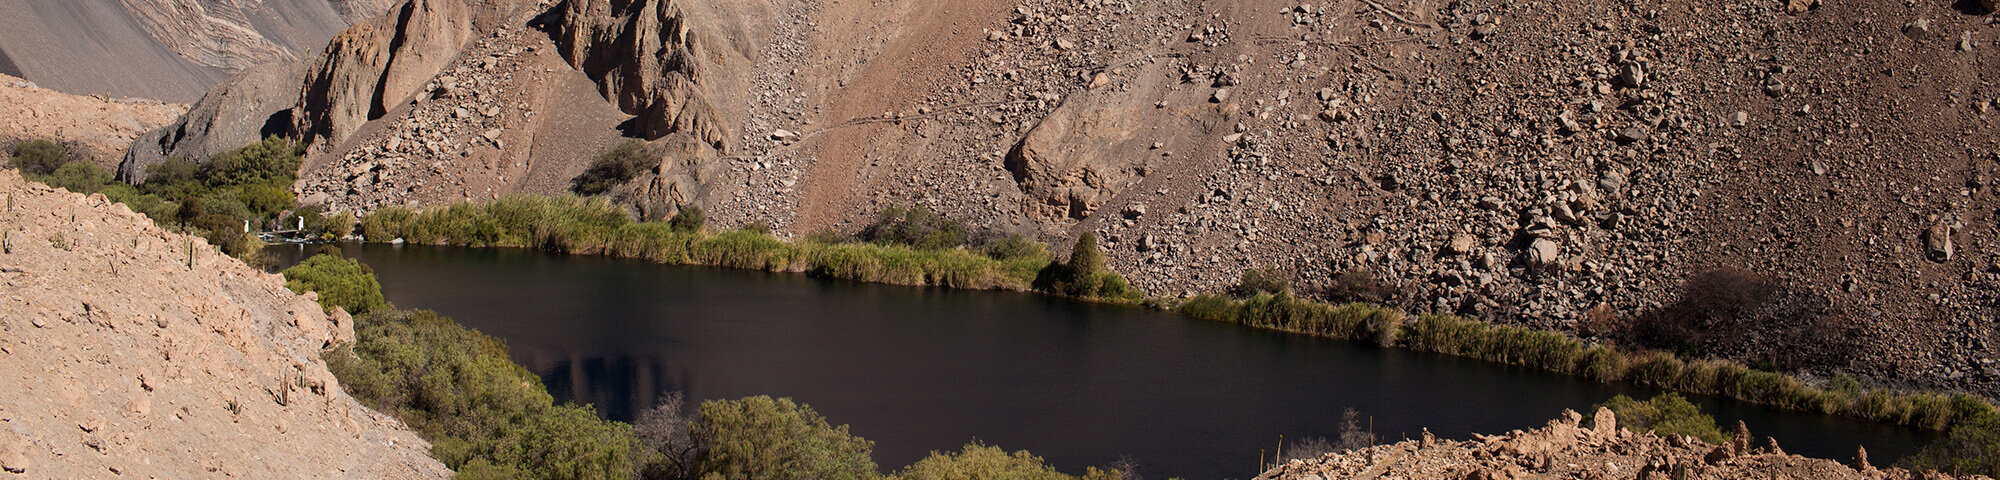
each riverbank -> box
[345,193,1996,467]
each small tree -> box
[8,139,68,175]
[636,392,704,480]
[283,253,386,314]
[1068,232,1104,276]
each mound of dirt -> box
[1258,408,1984,480]
[0,73,186,169]
[0,169,448,478]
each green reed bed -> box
[1176,292,1998,434]
[356,195,1049,292]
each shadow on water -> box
[269,242,1938,480]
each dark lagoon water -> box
[270,243,1934,479]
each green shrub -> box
[862,205,966,250]
[327,309,634,479]
[282,254,386,314]
[199,136,303,188]
[980,234,1046,262]
[8,139,67,175]
[696,396,879,480]
[1232,267,1290,297]
[1900,418,2000,476]
[670,205,706,233]
[573,140,651,195]
[893,442,1116,480]
[45,161,113,193]
[1592,393,1727,443]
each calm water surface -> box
[271,243,1932,479]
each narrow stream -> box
[272,243,1932,480]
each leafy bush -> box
[8,139,67,175]
[282,254,386,314]
[198,136,303,188]
[1320,269,1393,304]
[1232,267,1289,297]
[894,442,1118,480]
[862,205,966,250]
[670,205,706,233]
[574,140,652,195]
[326,309,634,480]
[1591,393,1727,443]
[1900,417,2000,476]
[1036,232,1143,301]
[980,234,1046,262]
[46,161,113,192]
[695,396,879,480]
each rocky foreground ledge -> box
[1257,408,1987,480]
[0,169,446,478]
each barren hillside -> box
[103,0,2000,396]
[0,0,392,102]
[0,169,448,478]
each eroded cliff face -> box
[295,0,473,150]
[0,169,448,478]
[548,0,770,151]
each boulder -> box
[1527,237,1560,268]
[1006,88,1151,219]
[295,0,473,148]
[121,61,307,182]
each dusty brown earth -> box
[0,74,186,169]
[1259,408,1990,480]
[0,169,447,478]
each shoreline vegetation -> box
[283,253,1132,480]
[344,194,1998,455]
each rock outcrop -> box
[120,61,308,182]
[1257,409,1980,480]
[549,0,770,150]
[0,169,449,479]
[296,0,473,149]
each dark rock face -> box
[548,0,767,151]
[121,61,307,182]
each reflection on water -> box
[269,242,1935,480]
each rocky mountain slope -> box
[0,73,185,169]
[107,0,2000,396]
[1257,408,1985,480]
[0,169,448,478]
[0,0,393,102]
